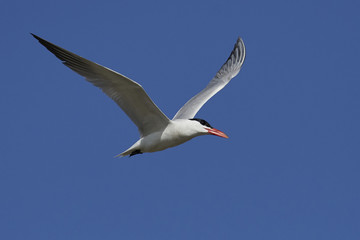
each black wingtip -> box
[30,33,58,54]
[30,33,38,39]
[31,33,45,43]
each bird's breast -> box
[140,126,196,153]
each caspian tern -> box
[32,34,245,157]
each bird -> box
[32,34,245,157]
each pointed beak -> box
[206,128,229,138]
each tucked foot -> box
[129,149,143,157]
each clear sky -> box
[1,0,359,239]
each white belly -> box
[140,129,195,153]
[119,119,207,156]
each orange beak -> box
[207,128,229,138]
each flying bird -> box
[32,34,245,157]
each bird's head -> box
[189,118,228,138]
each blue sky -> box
[1,0,359,239]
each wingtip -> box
[236,36,244,45]
[235,36,245,60]
[31,33,49,45]
[31,33,40,40]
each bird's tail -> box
[114,151,129,158]
[114,141,140,158]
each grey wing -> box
[32,34,170,137]
[173,37,245,120]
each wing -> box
[32,34,170,137]
[173,37,245,120]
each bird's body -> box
[32,34,245,157]
[121,119,205,156]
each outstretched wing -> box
[32,34,170,137]
[173,37,245,120]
